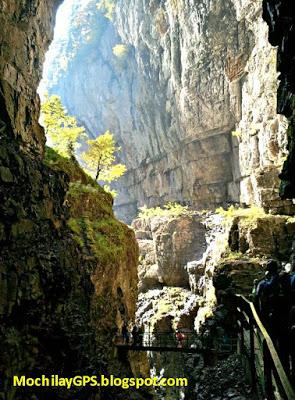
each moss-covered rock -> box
[11,219,34,237]
[0,166,14,183]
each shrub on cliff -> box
[112,44,128,58]
[97,0,115,20]
[138,202,193,218]
[216,205,265,220]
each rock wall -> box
[262,0,295,199]
[42,0,294,222]
[0,1,140,399]
[133,214,207,291]
[0,0,61,153]
[230,1,291,214]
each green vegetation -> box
[97,0,116,20]
[231,130,241,138]
[44,146,96,186]
[68,182,98,195]
[216,205,265,220]
[138,202,193,218]
[112,44,128,58]
[41,94,86,157]
[44,145,128,265]
[45,146,129,266]
[67,183,113,218]
[67,217,126,264]
[221,250,262,264]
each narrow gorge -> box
[0,0,295,400]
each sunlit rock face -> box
[112,0,255,220]
[42,0,294,222]
[133,214,206,291]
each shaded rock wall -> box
[262,0,295,199]
[0,1,140,399]
[0,0,61,152]
[42,0,294,222]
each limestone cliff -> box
[42,0,294,222]
[0,1,140,399]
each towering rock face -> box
[43,0,294,222]
[112,0,254,220]
[0,1,140,399]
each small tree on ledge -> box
[81,131,126,184]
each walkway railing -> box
[114,331,237,354]
[115,331,200,352]
[235,294,295,400]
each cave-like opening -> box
[1,0,295,399]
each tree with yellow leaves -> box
[41,94,86,157]
[81,131,126,183]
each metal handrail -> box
[235,294,295,400]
